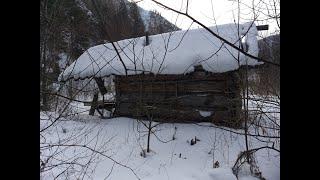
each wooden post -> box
[89,92,99,116]
[94,77,108,95]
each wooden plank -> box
[89,93,99,116]
[116,98,240,113]
[116,82,227,94]
[113,71,242,127]
[84,100,115,106]
[256,25,269,31]
[115,73,231,83]
[114,98,243,128]
[94,77,108,95]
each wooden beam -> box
[89,93,99,116]
[94,77,108,95]
[256,25,269,31]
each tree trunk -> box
[41,82,48,111]
[40,43,49,111]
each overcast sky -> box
[136,0,279,36]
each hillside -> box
[40,0,180,110]
[258,34,280,64]
[40,0,180,80]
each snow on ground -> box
[40,99,279,180]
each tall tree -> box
[40,0,66,110]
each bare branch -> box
[151,0,280,67]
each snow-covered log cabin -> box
[59,22,263,128]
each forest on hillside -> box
[40,0,180,110]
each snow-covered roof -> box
[59,22,262,81]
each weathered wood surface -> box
[114,103,242,128]
[94,77,108,95]
[89,93,99,116]
[84,100,115,107]
[113,69,242,128]
[256,25,269,31]
[117,95,240,108]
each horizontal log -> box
[83,100,115,106]
[117,90,240,101]
[256,25,269,31]
[114,104,242,126]
[115,73,232,82]
[116,100,241,114]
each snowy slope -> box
[59,22,262,81]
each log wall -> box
[113,69,242,128]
